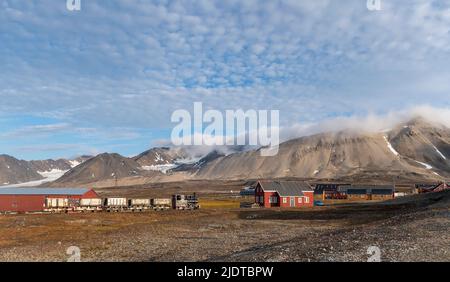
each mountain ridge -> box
[2,118,449,187]
[0,155,92,186]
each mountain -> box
[45,146,243,186]
[35,118,450,187]
[193,118,450,182]
[171,150,225,173]
[28,155,93,172]
[0,155,44,185]
[0,155,93,186]
[133,147,188,166]
[52,153,144,185]
[387,118,450,172]
[29,159,73,172]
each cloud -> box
[154,104,450,157]
[279,105,450,142]
[15,143,82,153]
[0,0,449,159]
[2,123,71,137]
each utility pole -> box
[113,172,118,187]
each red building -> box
[254,180,314,208]
[430,182,450,193]
[0,188,99,213]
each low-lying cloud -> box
[157,105,450,157]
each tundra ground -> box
[0,181,449,262]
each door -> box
[290,197,295,207]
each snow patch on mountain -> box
[383,136,400,156]
[69,160,81,167]
[431,144,447,160]
[415,160,433,170]
[154,152,166,163]
[141,164,177,174]
[2,169,68,188]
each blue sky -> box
[1,0,450,160]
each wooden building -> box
[314,183,351,200]
[0,188,99,213]
[342,185,395,201]
[254,180,314,208]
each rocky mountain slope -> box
[0,155,92,186]
[388,118,449,172]
[28,155,92,172]
[9,117,449,187]
[0,155,44,185]
[52,153,146,185]
[133,147,188,167]
[193,118,450,181]
[171,150,225,173]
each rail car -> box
[39,194,198,213]
[172,194,200,210]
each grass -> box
[199,199,241,209]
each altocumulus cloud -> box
[0,0,449,158]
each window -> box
[282,197,287,204]
[298,197,303,203]
[269,196,278,204]
[305,196,310,203]
[260,196,264,203]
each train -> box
[43,194,199,213]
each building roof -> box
[0,188,91,196]
[346,189,367,195]
[258,181,313,196]
[340,185,394,195]
[314,183,351,194]
[371,189,394,195]
[350,185,394,190]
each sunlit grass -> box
[199,199,241,209]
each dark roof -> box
[258,181,313,196]
[371,189,394,195]
[0,188,90,196]
[347,189,367,195]
[341,185,394,195]
[315,184,351,194]
[350,185,394,190]
[240,187,255,195]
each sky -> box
[1,0,450,160]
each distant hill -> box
[133,147,188,166]
[29,159,73,172]
[0,155,92,186]
[6,117,450,187]
[193,118,450,182]
[0,155,43,185]
[52,153,143,185]
[171,150,225,173]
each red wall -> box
[277,191,314,208]
[0,189,100,212]
[0,195,46,212]
[255,184,279,208]
[255,188,314,208]
[81,189,100,198]
[303,192,314,207]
